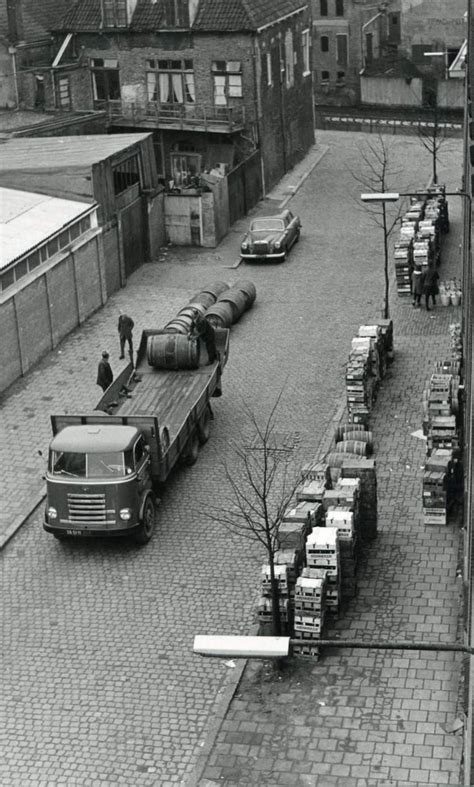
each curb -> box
[278,145,329,209]
[0,486,45,550]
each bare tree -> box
[205,393,301,636]
[351,134,405,319]
[415,83,450,185]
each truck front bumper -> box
[43,521,141,538]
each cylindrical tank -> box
[147,334,200,370]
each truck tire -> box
[197,405,212,445]
[183,433,199,466]
[134,496,156,545]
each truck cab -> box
[44,424,156,544]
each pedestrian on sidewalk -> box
[411,267,423,308]
[189,315,218,365]
[97,351,113,392]
[422,267,440,311]
[118,311,134,360]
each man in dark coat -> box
[189,315,218,365]
[118,312,134,360]
[97,351,113,392]
[422,267,440,311]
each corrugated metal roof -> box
[0,133,151,170]
[0,187,94,270]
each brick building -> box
[0,0,78,108]
[25,0,315,211]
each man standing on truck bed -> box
[118,312,134,361]
[97,351,113,392]
[189,315,218,365]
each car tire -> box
[134,495,156,545]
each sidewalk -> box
[189,204,465,781]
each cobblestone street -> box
[0,131,464,785]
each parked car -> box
[240,210,301,262]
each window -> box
[321,70,330,83]
[335,0,344,16]
[365,33,373,64]
[336,70,346,85]
[320,35,329,53]
[170,152,201,186]
[102,0,127,27]
[266,52,273,86]
[113,155,141,196]
[146,59,195,105]
[412,44,432,64]
[320,0,328,16]
[161,0,189,27]
[57,77,71,109]
[212,61,242,106]
[91,58,120,101]
[302,29,310,75]
[285,30,294,87]
[336,35,348,67]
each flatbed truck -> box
[43,328,229,544]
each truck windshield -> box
[51,450,130,478]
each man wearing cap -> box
[97,351,113,392]
[118,312,134,360]
[189,315,218,365]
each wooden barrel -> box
[325,451,358,468]
[334,422,367,442]
[163,313,194,334]
[177,304,206,321]
[201,281,230,300]
[216,288,247,323]
[341,431,373,455]
[234,279,257,308]
[187,291,216,310]
[334,440,369,457]
[147,334,200,370]
[205,302,234,328]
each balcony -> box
[95,100,246,133]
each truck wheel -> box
[134,496,156,545]
[183,433,199,466]
[197,406,212,444]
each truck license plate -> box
[66,529,83,536]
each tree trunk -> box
[269,561,282,637]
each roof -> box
[55,0,307,32]
[361,54,423,80]
[50,424,139,453]
[0,187,94,270]
[0,133,151,201]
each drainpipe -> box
[8,46,20,108]
[252,35,266,198]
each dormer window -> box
[102,0,127,28]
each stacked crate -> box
[257,563,291,634]
[274,548,304,606]
[394,240,413,296]
[345,342,372,427]
[293,572,327,657]
[422,469,448,525]
[306,527,341,615]
[323,480,360,600]
[450,323,462,364]
[300,460,332,488]
[340,458,378,540]
[358,324,386,380]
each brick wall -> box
[0,229,106,395]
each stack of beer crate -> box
[345,342,372,427]
[293,569,328,657]
[305,527,341,617]
[450,323,462,364]
[422,462,449,525]
[394,239,413,296]
[278,500,324,603]
[340,458,378,540]
[358,324,386,381]
[322,481,359,600]
[258,563,291,634]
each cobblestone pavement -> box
[0,131,464,785]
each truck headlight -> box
[120,508,132,521]
[47,506,58,520]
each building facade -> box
[13,0,314,205]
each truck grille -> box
[67,492,106,523]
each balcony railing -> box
[95,100,245,132]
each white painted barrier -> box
[193,635,290,659]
